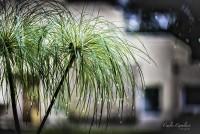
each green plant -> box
[36,3,150,134]
[0,1,151,134]
[0,0,54,133]
[0,1,29,133]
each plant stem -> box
[5,50,21,134]
[37,54,75,134]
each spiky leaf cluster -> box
[0,0,150,129]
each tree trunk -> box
[5,49,21,134]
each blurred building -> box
[1,1,200,133]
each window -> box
[144,86,161,112]
[182,85,200,113]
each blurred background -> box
[1,0,200,134]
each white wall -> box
[129,33,191,124]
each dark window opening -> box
[144,87,160,112]
[183,85,200,106]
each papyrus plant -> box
[0,0,57,133]
[0,0,150,134]
[36,3,150,134]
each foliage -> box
[47,8,141,118]
[0,0,151,133]
[0,0,55,133]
